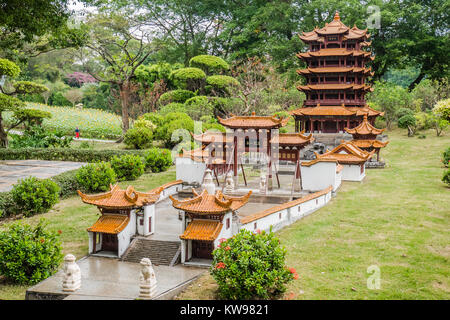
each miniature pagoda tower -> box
[345,113,389,161]
[291,11,383,134]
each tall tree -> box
[81,11,159,135]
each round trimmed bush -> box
[211,229,296,299]
[133,119,156,131]
[0,220,63,284]
[205,75,239,96]
[189,55,229,75]
[159,89,195,105]
[124,126,153,149]
[169,67,206,91]
[110,154,145,181]
[76,161,116,192]
[11,177,60,217]
[144,148,172,173]
[139,112,164,127]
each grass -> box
[0,167,176,300]
[177,128,450,300]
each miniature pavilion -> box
[78,184,163,257]
[170,188,251,262]
[308,141,374,181]
[291,11,383,133]
[345,114,389,161]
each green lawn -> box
[0,167,176,300]
[178,128,450,300]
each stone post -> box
[260,171,267,195]
[139,258,157,299]
[62,254,81,292]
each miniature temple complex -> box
[78,184,163,257]
[291,11,383,133]
[345,114,389,161]
[71,10,388,272]
[170,188,251,263]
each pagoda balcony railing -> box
[304,99,365,106]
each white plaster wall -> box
[341,164,365,181]
[143,204,155,236]
[88,232,103,254]
[240,190,332,234]
[117,213,136,258]
[335,170,342,191]
[159,183,182,202]
[213,212,233,248]
[176,157,206,184]
[301,161,337,192]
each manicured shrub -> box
[443,168,450,186]
[433,98,450,121]
[0,220,63,284]
[156,116,195,148]
[398,114,417,136]
[159,89,195,105]
[210,229,296,300]
[51,169,82,199]
[11,177,60,217]
[76,162,116,192]
[0,148,146,163]
[189,55,229,75]
[442,147,450,167]
[139,112,164,127]
[133,119,156,131]
[184,96,214,120]
[205,75,239,96]
[0,191,19,218]
[110,154,145,181]
[158,102,187,116]
[124,126,153,149]
[169,67,206,91]
[144,148,172,173]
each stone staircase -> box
[121,238,181,266]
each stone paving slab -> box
[0,160,85,192]
[26,256,205,300]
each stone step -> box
[121,239,181,266]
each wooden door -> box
[148,217,152,234]
[192,241,214,259]
[102,233,118,253]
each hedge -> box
[0,148,146,163]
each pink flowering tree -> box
[210,228,297,299]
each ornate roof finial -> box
[334,11,340,21]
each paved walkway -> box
[0,160,85,192]
[26,256,205,300]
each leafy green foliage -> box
[50,169,82,199]
[159,89,195,105]
[123,126,153,149]
[11,177,60,217]
[184,96,214,120]
[0,93,24,112]
[155,112,195,148]
[76,162,117,192]
[110,154,145,181]
[0,58,21,78]
[0,191,19,218]
[12,108,52,129]
[211,229,295,299]
[398,114,417,137]
[169,67,206,91]
[158,102,187,115]
[9,126,72,149]
[144,148,172,173]
[433,98,450,121]
[0,147,146,163]
[443,169,450,186]
[442,147,450,168]
[189,55,229,75]
[205,75,240,96]
[0,220,63,284]
[13,81,48,95]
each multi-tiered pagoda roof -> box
[291,11,382,134]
